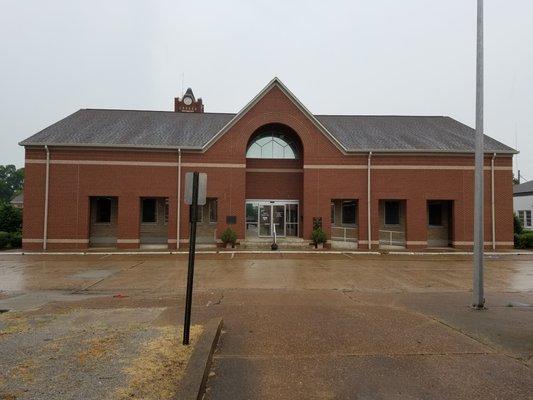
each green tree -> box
[0,165,24,202]
[0,202,22,232]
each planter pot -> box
[316,243,324,250]
[225,243,234,249]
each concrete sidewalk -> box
[0,253,531,399]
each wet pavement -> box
[0,252,532,399]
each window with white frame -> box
[518,210,532,228]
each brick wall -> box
[22,85,514,250]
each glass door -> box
[259,204,272,237]
[272,205,285,237]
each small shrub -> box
[311,227,327,244]
[0,231,9,249]
[514,213,523,235]
[220,227,237,246]
[514,233,529,249]
[9,231,22,248]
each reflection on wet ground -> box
[0,253,532,294]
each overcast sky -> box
[1,0,532,179]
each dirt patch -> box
[115,325,202,400]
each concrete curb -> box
[176,317,223,400]
[3,250,533,256]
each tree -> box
[0,165,24,203]
[0,202,22,232]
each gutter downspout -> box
[43,145,50,250]
[177,148,182,250]
[491,152,496,250]
[367,151,372,250]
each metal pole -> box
[473,0,485,309]
[367,151,372,249]
[177,148,182,250]
[183,171,199,344]
[43,145,50,250]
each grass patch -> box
[114,325,203,400]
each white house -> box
[514,180,533,230]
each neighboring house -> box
[514,180,533,230]
[10,192,23,209]
[19,78,516,251]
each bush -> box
[0,231,9,249]
[514,213,523,235]
[0,202,22,232]
[9,231,22,248]
[221,227,237,246]
[514,231,533,249]
[311,227,327,244]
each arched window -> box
[246,131,299,159]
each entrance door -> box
[246,200,299,239]
[259,204,272,237]
[272,205,285,237]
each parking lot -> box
[1,252,532,399]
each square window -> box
[96,198,111,223]
[208,198,217,223]
[428,203,443,226]
[142,199,157,223]
[341,200,356,225]
[384,201,400,225]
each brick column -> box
[406,198,427,250]
[117,195,140,249]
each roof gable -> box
[202,77,347,153]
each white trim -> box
[22,238,89,244]
[116,239,140,244]
[25,159,245,169]
[25,158,513,172]
[453,241,514,246]
[246,168,303,173]
[304,164,512,171]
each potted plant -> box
[311,227,327,249]
[221,227,237,249]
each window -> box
[142,199,157,223]
[96,198,111,223]
[384,201,400,225]
[518,210,532,227]
[164,199,169,224]
[341,200,357,225]
[331,203,335,225]
[246,131,299,159]
[428,203,443,226]
[208,198,217,223]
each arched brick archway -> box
[244,123,304,240]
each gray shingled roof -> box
[20,108,516,153]
[514,180,533,196]
[20,109,235,149]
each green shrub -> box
[311,227,327,244]
[9,231,22,248]
[0,202,22,232]
[221,227,237,246]
[514,213,523,235]
[0,231,9,249]
[514,232,533,249]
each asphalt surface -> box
[0,252,532,399]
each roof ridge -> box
[83,108,236,116]
[315,114,448,118]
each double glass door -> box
[246,200,299,238]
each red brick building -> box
[20,78,516,251]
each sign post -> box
[183,171,207,345]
